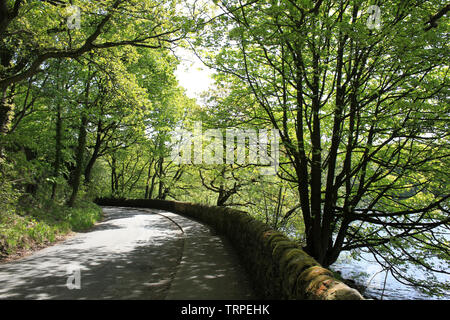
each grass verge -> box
[0,199,103,260]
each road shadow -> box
[160,212,257,300]
[0,208,184,300]
[0,206,257,300]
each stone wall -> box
[95,198,364,300]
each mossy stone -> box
[280,249,319,275]
[296,266,334,299]
[325,283,364,300]
[272,240,298,261]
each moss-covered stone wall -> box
[95,198,364,300]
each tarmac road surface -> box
[0,206,255,300]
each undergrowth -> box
[0,198,103,258]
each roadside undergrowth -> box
[0,199,103,260]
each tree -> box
[198,164,257,206]
[199,0,449,295]
[0,0,190,136]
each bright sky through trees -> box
[174,48,214,102]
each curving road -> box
[0,207,255,300]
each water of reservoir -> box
[330,249,450,300]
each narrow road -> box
[0,207,255,300]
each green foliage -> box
[0,0,448,298]
[0,200,102,257]
[65,201,103,232]
[194,0,450,296]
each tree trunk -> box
[305,50,325,264]
[67,62,92,207]
[110,155,118,196]
[0,19,15,137]
[157,156,164,199]
[23,146,38,196]
[84,122,102,185]
[0,86,13,135]
[51,103,62,200]
[66,114,88,207]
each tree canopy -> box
[0,0,448,298]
